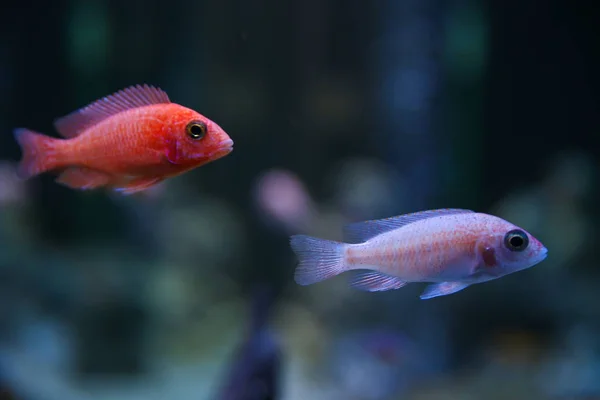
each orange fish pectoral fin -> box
[56,167,113,190]
[112,176,164,195]
[164,138,181,165]
[165,141,179,165]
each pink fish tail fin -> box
[290,235,348,285]
[13,128,63,179]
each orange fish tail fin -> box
[290,235,348,285]
[13,128,62,179]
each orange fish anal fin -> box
[350,271,408,292]
[53,84,171,139]
[56,167,113,190]
[13,128,62,179]
[113,176,164,195]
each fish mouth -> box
[212,138,234,158]
[219,138,234,151]
[526,246,548,269]
[538,246,549,261]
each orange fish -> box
[13,84,234,194]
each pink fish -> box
[290,208,548,299]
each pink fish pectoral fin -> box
[56,167,113,190]
[350,271,408,292]
[419,282,470,300]
[112,176,164,195]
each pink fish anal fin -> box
[53,84,171,139]
[350,271,408,292]
[113,176,164,195]
[56,167,113,190]
[420,282,470,300]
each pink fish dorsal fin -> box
[343,208,475,243]
[53,84,171,138]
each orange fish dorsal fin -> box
[53,84,171,139]
[343,208,475,243]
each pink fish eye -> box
[503,229,529,252]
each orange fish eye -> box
[186,120,207,140]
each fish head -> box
[166,106,234,165]
[475,217,548,278]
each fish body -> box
[290,208,548,299]
[13,84,233,194]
